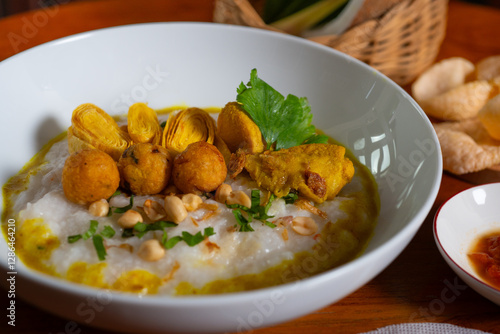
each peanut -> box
[164,195,188,223]
[117,209,143,229]
[291,217,318,236]
[226,190,252,208]
[181,193,203,211]
[214,183,232,203]
[88,199,109,217]
[137,239,165,262]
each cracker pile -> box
[411,56,500,174]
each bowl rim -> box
[433,182,500,294]
[0,21,443,305]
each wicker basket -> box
[213,0,448,86]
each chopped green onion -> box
[134,223,148,238]
[107,191,127,216]
[82,220,99,240]
[253,206,274,221]
[133,221,177,238]
[161,230,169,245]
[162,227,216,249]
[226,203,248,210]
[251,189,261,208]
[165,235,183,249]
[92,235,107,261]
[264,221,277,228]
[204,227,215,237]
[121,228,135,238]
[283,192,299,204]
[265,194,277,211]
[134,222,148,232]
[182,231,204,246]
[151,220,178,229]
[67,235,82,243]
[232,210,254,232]
[100,225,116,238]
[67,221,116,261]
[108,190,122,199]
[113,195,134,214]
[227,189,276,231]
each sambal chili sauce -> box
[468,231,500,290]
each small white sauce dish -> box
[434,182,500,306]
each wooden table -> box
[1,0,500,333]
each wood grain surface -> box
[1,0,500,333]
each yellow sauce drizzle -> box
[67,262,108,288]
[156,105,221,116]
[112,269,162,294]
[15,218,60,275]
[1,132,67,228]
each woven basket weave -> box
[213,0,448,86]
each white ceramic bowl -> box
[0,23,442,333]
[434,183,500,306]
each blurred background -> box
[0,0,499,18]
[0,0,86,17]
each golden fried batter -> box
[127,102,162,144]
[62,149,120,205]
[118,143,172,195]
[238,143,354,203]
[163,107,216,155]
[216,102,264,153]
[213,134,232,167]
[172,141,227,194]
[69,103,131,161]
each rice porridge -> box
[2,71,379,295]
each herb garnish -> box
[107,194,134,216]
[82,220,99,240]
[92,235,107,261]
[227,190,277,231]
[162,227,215,249]
[283,192,299,204]
[69,217,215,260]
[67,220,116,260]
[122,220,216,250]
[108,190,122,199]
[236,69,328,150]
[232,210,254,232]
[123,220,177,238]
[100,225,116,238]
[227,190,300,231]
[67,235,82,244]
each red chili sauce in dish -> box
[468,231,500,290]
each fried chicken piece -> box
[237,143,354,203]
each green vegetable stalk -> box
[266,0,349,35]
